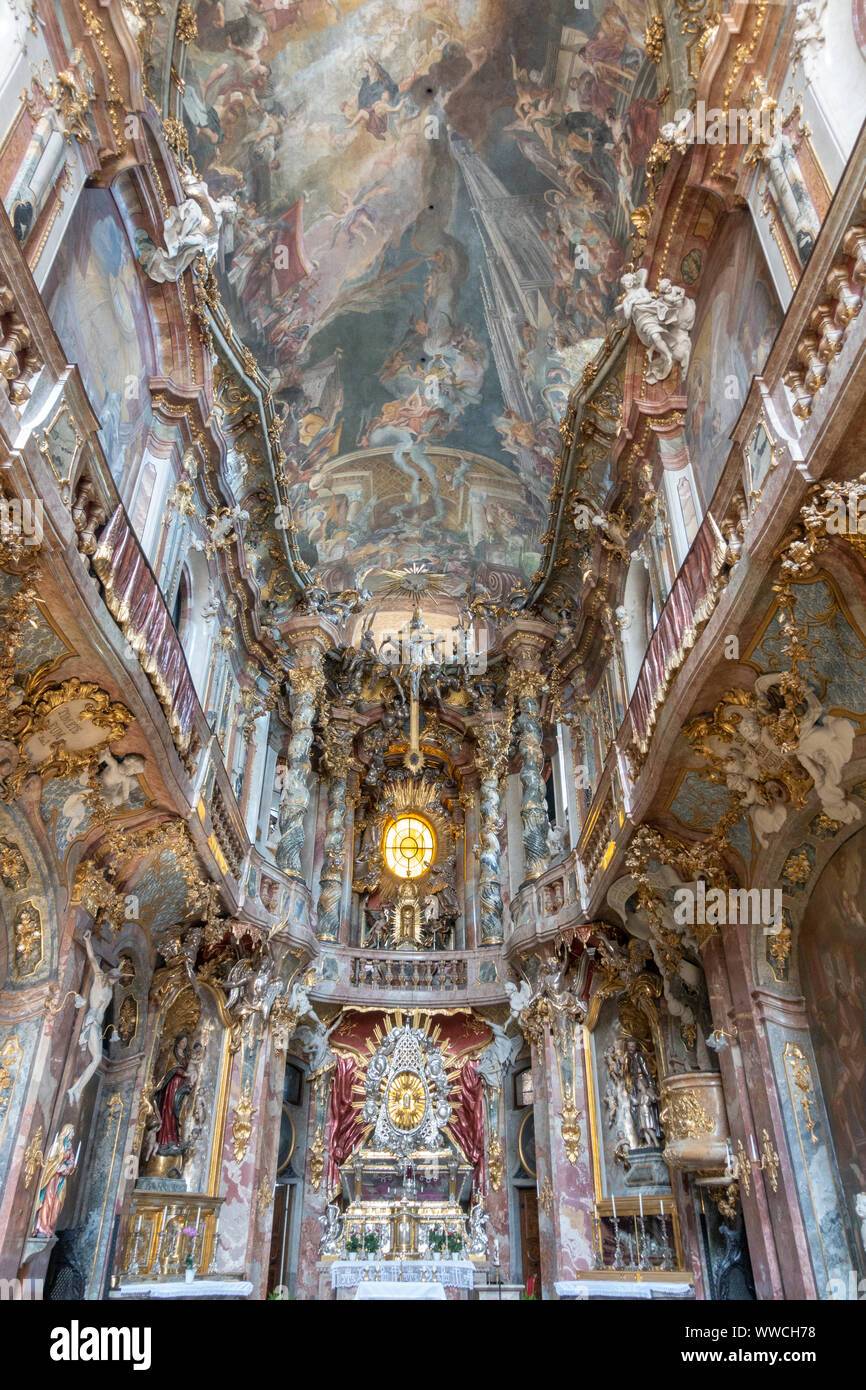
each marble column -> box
[315,717,356,943]
[274,618,338,880]
[514,673,550,883]
[502,620,556,886]
[701,930,834,1299]
[483,1080,512,1275]
[529,1012,595,1296]
[472,715,507,946]
[340,773,361,945]
[458,778,479,950]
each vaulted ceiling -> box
[173,0,655,598]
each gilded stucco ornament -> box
[0,837,29,889]
[685,675,860,846]
[560,1085,582,1164]
[14,902,42,977]
[1,678,133,803]
[232,1082,256,1164]
[660,1090,715,1143]
[487,1131,504,1192]
[644,13,664,62]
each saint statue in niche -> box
[624,1039,663,1147]
[32,1124,78,1239]
[152,1034,198,1156]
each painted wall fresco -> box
[44,188,154,482]
[799,828,866,1256]
[182,0,655,592]
[684,212,782,508]
[749,575,866,719]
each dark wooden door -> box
[518,1187,541,1291]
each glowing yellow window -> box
[383,815,435,880]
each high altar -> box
[317,1017,487,1291]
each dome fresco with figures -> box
[3,0,866,1325]
[170,0,656,592]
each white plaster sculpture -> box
[615,269,695,385]
[659,111,693,154]
[787,686,860,826]
[294,1015,340,1074]
[97,748,146,807]
[476,1019,523,1090]
[136,171,237,284]
[504,978,533,1026]
[285,972,319,1026]
[547,818,569,863]
[792,0,827,82]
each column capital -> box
[279,614,341,665]
[501,617,557,671]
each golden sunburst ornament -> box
[386,1071,427,1130]
[376,563,450,604]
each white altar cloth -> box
[555,1278,694,1300]
[331,1259,475,1290]
[355,1281,446,1300]
[111,1280,253,1299]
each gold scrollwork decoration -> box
[538,1176,554,1217]
[784,1042,819,1145]
[0,837,29,889]
[560,1085,582,1164]
[231,1081,256,1164]
[660,1089,715,1142]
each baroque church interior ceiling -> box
[0,0,865,1334]
[161,0,656,594]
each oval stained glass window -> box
[383,814,435,880]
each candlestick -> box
[592,1202,603,1269]
[637,1197,650,1271]
[659,1205,674,1271]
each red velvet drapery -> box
[449,1057,486,1192]
[327,1053,364,1192]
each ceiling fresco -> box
[180,0,656,596]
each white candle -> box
[610,1194,616,1220]
[639,1193,643,1219]
[750,1133,758,1161]
[659,1199,664,1217]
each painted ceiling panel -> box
[180,0,654,595]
